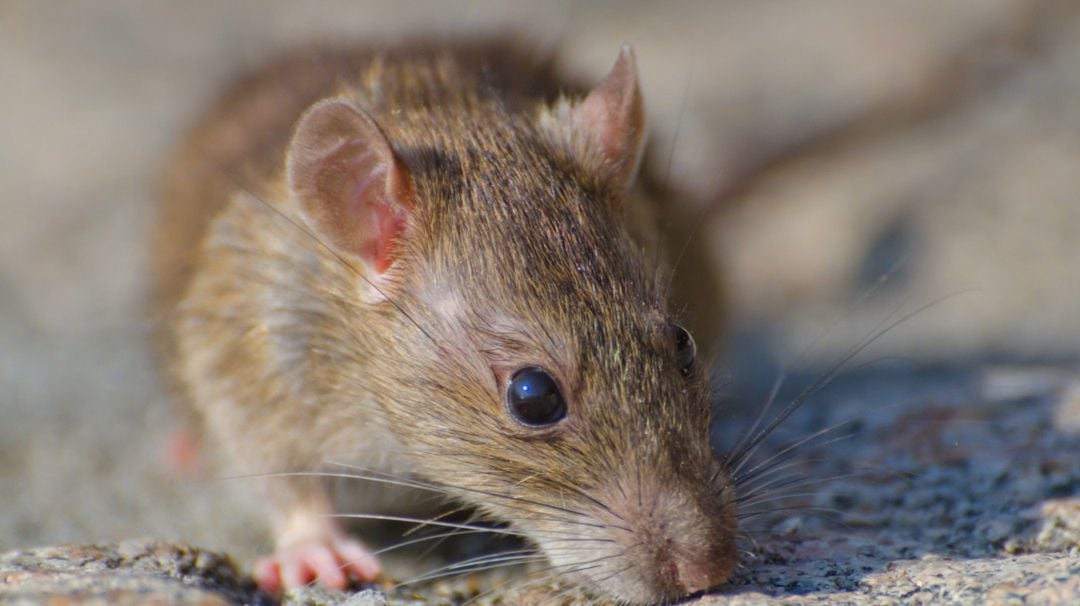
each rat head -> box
[286,47,737,603]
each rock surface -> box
[2,364,1077,604]
[0,541,267,606]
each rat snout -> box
[652,491,738,598]
[571,473,738,604]
[665,529,738,596]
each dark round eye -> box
[506,366,567,427]
[672,323,696,377]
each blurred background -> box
[1,0,1077,570]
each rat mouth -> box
[525,474,738,605]
[537,535,736,605]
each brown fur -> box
[152,38,734,604]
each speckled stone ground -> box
[697,362,1080,605]
[2,1,1079,605]
[3,363,1077,604]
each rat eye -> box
[506,367,566,427]
[672,323,696,377]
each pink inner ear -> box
[289,98,414,278]
[332,142,410,275]
[354,184,408,274]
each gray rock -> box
[0,540,269,605]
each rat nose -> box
[588,465,738,603]
[673,549,735,595]
[661,490,738,597]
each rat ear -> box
[543,45,646,190]
[287,98,413,277]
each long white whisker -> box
[394,549,544,588]
[396,555,551,589]
[737,469,870,506]
[728,292,965,478]
[325,461,599,524]
[735,426,859,485]
[465,552,625,606]
[327,513,523,537]
[370,528,492,556]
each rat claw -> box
[253,534,380,593]
[253,556,283,594]
[338,538,382,580]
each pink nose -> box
[673,548,736,595]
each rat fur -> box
[152,38,734,604]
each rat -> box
[151,38,735,604]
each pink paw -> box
[253,534,381,593]
[161,426,202,476]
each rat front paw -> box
[253,534,381,593]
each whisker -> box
[252,464,607,534]
[396,555,551,589]
[715,242,904,472]
[735,468,813,502]
[724,368,787,473]
[394,549,544,588]
[331,511,614,547]
[328,512,524,538]
[411,507,483,562]
[722,259,947,471]
[734,388,921,491]
[737,505,846,521]
[721,349,907,477]
[467,552,625,605]
[735,425,859,485]
[737,492,823,510]
[730,456,824,494]
[463,563,605,606]
[403,503,473,538]
[737,469,868,506]
[727,292,965,478]
[325,461,598,523]
[371,528,494,556]
[735,529,760,552]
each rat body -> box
[153,39,735,604]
